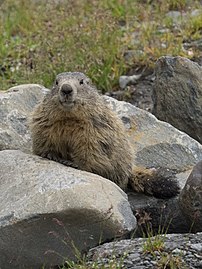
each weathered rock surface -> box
[87,233,202,269]
[128,166,200,235]
[180,160,202,232]
[104,95,202,177]
[153,56,202,144]
[128,192,188,235]
[0,84,48,152]
[0,150,136,269]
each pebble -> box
[172,248,186,255]
[119,74,142,89]
[129,253,141,262]
[191,243,202,252]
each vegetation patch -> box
[0,0,201,92]
[157,252,188,269]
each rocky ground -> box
[87,233,202,269]
[107,66,155,112]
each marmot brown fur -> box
[30,72,180,198]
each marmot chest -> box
[48,118,101,150]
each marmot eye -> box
[79,79,84,85]
[55,79,59,85]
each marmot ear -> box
[86,78,92,85]
[86,79,90,84]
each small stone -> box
[166,11,185,24]
[150,260,157,265]
[129,253,141,262]
[166,10,182,19]
[143,260,151,265]
[172,248,186,255]
[119,74,142,89]
[191,243,202,252]
[191,9,201,17]
[124,260,133,265]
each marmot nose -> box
[61,84,73,95]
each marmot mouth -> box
[59,99,76,108]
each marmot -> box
[30,72,179,198]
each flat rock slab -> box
[0,150,136,269]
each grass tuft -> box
[157,252,188,269]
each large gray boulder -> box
[105,96,202,175]
[0,150,136,269]
[0,84,48,152]
[153,56,202,144]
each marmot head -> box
[50,72,99,109]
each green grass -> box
[42,243,127,269]
[157,253,188,269]
[141,219,188,269]
[143,234,165,255]
[61,254,127,269]
[142,222,166,255]
[0,0,201,92]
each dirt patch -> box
[106,67,155,112]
